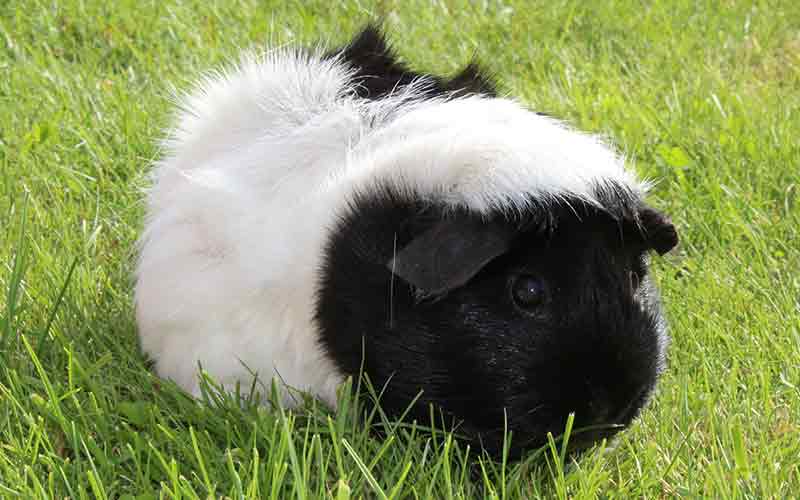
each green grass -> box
[1,0,799,497]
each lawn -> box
[1,0,799,497]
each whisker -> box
[388,232,397,329]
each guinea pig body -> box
[136,26,678,457]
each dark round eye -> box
[510,274,548,310]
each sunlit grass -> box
[1,0,798,497]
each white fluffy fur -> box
[136,47,647,408]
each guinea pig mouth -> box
[516,420,627,457]
[576,389,653,449]
[494,424,617,461]
[613,383,653,425]
[562,426,624,453]
[509,384,653,457]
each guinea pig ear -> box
[637,206,679,256]
[386,216,516,296]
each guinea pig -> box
[135,26,679,459]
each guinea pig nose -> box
[611,383,651,424]
[585,383,614,424]
[586,399,612,425]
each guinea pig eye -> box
[510,274,549,311]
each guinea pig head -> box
[315,187,678,459]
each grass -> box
[1,0,799,497]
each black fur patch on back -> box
[329,25,496,100]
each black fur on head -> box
[315,184,677,459]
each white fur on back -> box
[135,46,646,408]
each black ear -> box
[447,62,497,97]
[638,206,679,255]
[387,216,516,296]
[337,24,401,71]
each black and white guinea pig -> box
[135,26,679,458]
